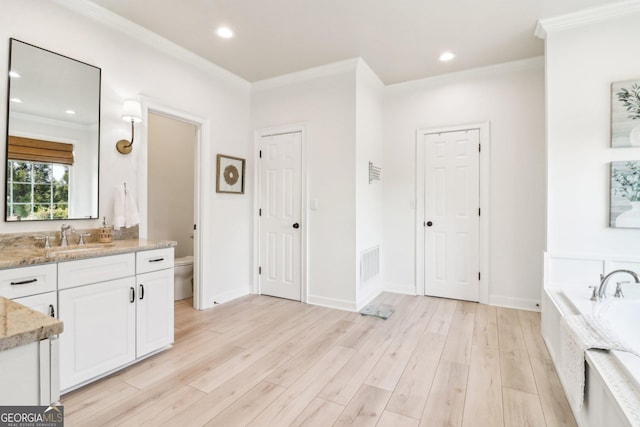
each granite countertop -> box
[0,297,63,352]
[0,239,177,270]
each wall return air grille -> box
[360,245,380,283]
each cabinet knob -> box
[130,287,135,303]
[139,284,144,300]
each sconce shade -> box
[121,100,142,123]
[116,99,142,154]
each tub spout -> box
[597,270,640,300]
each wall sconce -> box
[115,99,142,154]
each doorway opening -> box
[140,101,208,310]
[148,113,196,302]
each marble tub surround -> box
[0,296,63,352]
[0,238,176,269]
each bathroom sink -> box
[46,243,115,257]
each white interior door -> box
[424,129,480,301]
[258,131,302,301]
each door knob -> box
[426,221,433,227]
[293,223,300,229]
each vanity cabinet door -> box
[13,291,57,318]
[58,277,136,391]
[136,268,174,357]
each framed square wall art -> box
[611,79,640,148]
[610,160,640,228]
[216,154,245,194]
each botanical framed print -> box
[610,160,640,228]
[611,79,640,148]
[216,154,245,194]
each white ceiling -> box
[88,0,613,84]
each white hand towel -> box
[560,314,640,411]
[113,184,126,230]
[124,185,140,228]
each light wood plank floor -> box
[61,293,576,427]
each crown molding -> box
[51,0,249,88]
[251,58,360,91]
[385,56,543,93]
[535,0,640,39]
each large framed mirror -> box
[5,38,101,221]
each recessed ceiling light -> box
[216,26,234,39]
[9,71,20,78]
[439,51,455,62]
[65,109,76,115]
[10,98,22,103]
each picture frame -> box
[611,78,640,148]
[610,160,640,228]
[216,154,245,194]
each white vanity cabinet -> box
[0,263,60,405]
[58,249,174,392]
[13,292,57,318]
[0,263,57,302]
[58,253,136,390]
[0,338,59,406]
[0,263,57,318]
[58,276,136,390]
[136,248,174,357]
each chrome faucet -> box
[596,270,640,300]
[60,223,72,247]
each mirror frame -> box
[4,38,101,222]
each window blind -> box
[8,136,74,166]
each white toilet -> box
[174,256,194,300]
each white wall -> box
[147,113,196,259]
[383,58,546,310]
[0,1,564,313]
[355,60,385,308]
[0,0,252,308]
[544,11,640,258]
[251,61,358,310]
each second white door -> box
[258,131,302,301]
[423,129,480,302]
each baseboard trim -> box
[383,283,417,295]
[356,287,383,312]
[489,295,541,312]
[204,287,251,309]
[307,294,357,312]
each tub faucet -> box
[60,223,72,247]
[614,282,628,298]
[596,270,640,300]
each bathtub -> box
[562,292,640,390]
[542,289,640,427]
[593,298,640,392]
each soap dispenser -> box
[97,217,113,243]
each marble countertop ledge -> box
[0,239,177,270]
[0,296,63,352]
